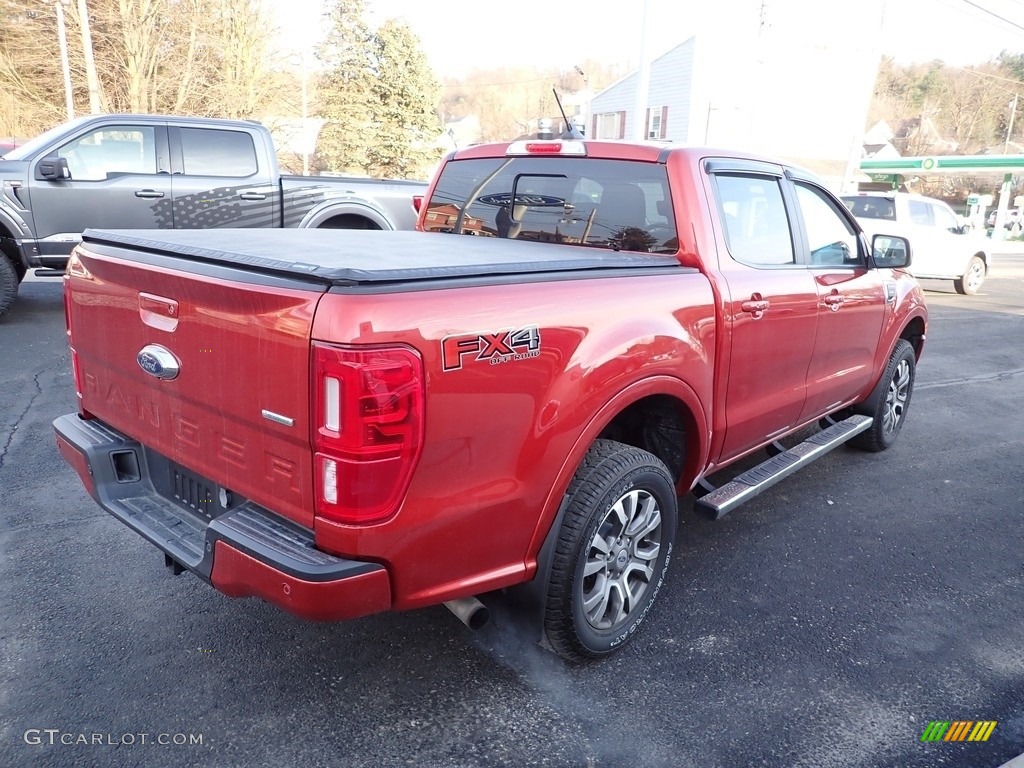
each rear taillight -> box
[412,194,423,213]
[63,272,83,402]
[312,343,425,525]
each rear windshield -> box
[841,196,896,221]
[423,157,678,253]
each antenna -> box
[552,87,584,139]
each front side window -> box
[929,203,960,232]
[57,126,157,181]
[423,157,677,253]
[179,128,257,177]
[714,174,795,266]
[908,200,933,226]
[795,182,863,266]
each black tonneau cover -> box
[81,229,683,285]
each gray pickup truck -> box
[0,114,427,317]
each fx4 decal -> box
[442,325,542,372]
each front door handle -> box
[741,293,770,318]
[134,189,165,199]
[239,192,266,201]
[823,293,844,311]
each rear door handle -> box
[741,294,770,317]
[239,192,266,201]
[134,189,164,199]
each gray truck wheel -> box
[851,340,916,452]
[0,255,19,319]
[544,439,677,661]
[954,256,985,295]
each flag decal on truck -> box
[441,325,542,371]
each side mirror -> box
[37,156,71,180]
[871,234,911,269]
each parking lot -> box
[1,256,1022,768]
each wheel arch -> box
[298,201,391,230]
[506,377,705,633]
[518,376,707,591]
[898,314,926,359]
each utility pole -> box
[1005,93,1018,154]
[631,0,651,140]
[54,0,74,120]
[76,0,102,113]
[301,56,309,175]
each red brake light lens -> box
[506,140,586,157]
[312,343,425,525]
[412,194,423,213]
[524,142,563,154]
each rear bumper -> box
[53,413,391,621]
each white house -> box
[586,0,886,188]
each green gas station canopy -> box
[860,155,1024,174]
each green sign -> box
[967,194,980,205]
[870,173,898,183]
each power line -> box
[441,76,560,89]
[949,64,1024,87]
[958,0,1024,33]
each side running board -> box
[694,415,873,520]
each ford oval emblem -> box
[137,344,181,381]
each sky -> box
[274,0,1024,76]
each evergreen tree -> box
[314,0,375,174]
[365,19,441,179]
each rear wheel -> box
[851,340,916,452]
[0,255,19,319]
[543,439,677,661]
[954,256,985,295]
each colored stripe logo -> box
[920,721,997,742]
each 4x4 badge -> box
[137,344,181,380]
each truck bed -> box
[80,229,686,286]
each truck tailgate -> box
[66,239,324,529]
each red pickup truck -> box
[54,139,926,661]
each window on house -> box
[593,112,625,140]
[647,107,663,139]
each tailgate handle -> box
[239,191,266,201]
[139,292,179,332]
[135,189,165,199]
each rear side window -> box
[423,157,678,253]
[841,196,896,221]
[713,174,795,266]
[179,128,257,177]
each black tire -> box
[0,255,19,319]
[851,340,916,452]
[543,439,678,661]
[954,255,985,295]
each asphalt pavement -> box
[1,258,1022,768]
